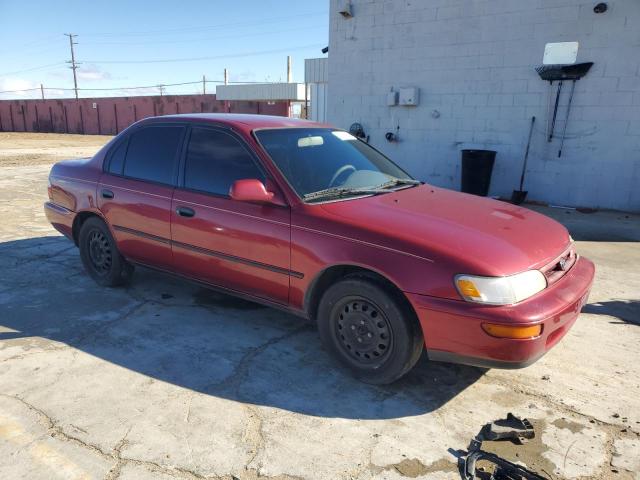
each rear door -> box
[170,126,291,304]
[99,124,185,270]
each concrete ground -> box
[1,132,639,480]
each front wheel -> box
[317,277,423,384]
[78,217,134,287]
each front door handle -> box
[101,189,114,199]
[176,206,195,218]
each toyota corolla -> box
[44,114,595,384]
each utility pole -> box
[157,84,165,96]
[287,55,292,83]
[40,84,45,100]
[223,69,229,113]
[64,33,80,100]
[202,75,206,94]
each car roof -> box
[141,113,329,130]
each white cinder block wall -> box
[327,0,640,211]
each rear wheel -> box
[317,277,423,384]
[78,217,134,287]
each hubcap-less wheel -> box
[87,229,112,274]
[333,296,393,366]
[79,217,134,287]
[318,277,424,384]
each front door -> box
[99,124,185,271]
[171,126,291,304]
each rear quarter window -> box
[107,140,127,175]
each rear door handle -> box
[176,206,195,218]
[101,189,114,199]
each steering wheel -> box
[329,164,356,188]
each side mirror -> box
[229,179,275,203]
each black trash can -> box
[460,149,496,197]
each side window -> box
[122,126,184,185]
[184,127,264,196]
[107,139,127,175]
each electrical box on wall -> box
[399,87,419,106]
[386,91,398,106]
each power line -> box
[1,44,66,61]
[0,78,293,95]
[75,80,206,91]
[83,44,324,64]
[0,34,60,55]
[0,87,41,94]
[0,82,199,94]
[0,62,66,78]
[81,24,327,47]
[79,11,328,38]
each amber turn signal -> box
[481,323,542,339]
[456,279,482,299]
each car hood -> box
[317,184,571,276]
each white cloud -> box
[229,70,258,83]
[0,77,39,99]
[0,77,68,100]
[76,64,111,82]
[1,77,37,91]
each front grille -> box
[541,246,577,286]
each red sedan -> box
[45,114,595,384]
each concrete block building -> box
[326,0,640,211]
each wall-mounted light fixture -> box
[338,0,353,18]
[593,2,608,13]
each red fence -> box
[0,95,290,135]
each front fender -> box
[290,224,458,311]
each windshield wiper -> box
[376,178,422,189]
[303,186,385,202]
[303,179,421,202]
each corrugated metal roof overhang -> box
[215,83,305,101]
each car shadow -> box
[0,235,485,420]
[583,300,640,325]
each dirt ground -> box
[0,132,113,167]
[0,133,639,480]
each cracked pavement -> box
[1,133,639,479]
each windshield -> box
[254,128,416,201]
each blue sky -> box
[0,0,328,99]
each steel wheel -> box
[87,229,113,275]
[332,296,393,367]
[317,277,424,384]
[78,217,133,287]
[316,274,424,385]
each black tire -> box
[78,217,134,287]
[317,276,423,384]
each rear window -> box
[122,126,184,185]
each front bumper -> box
[406,256,595,368]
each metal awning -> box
[215,83,305,101]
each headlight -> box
[455,270,547,305]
